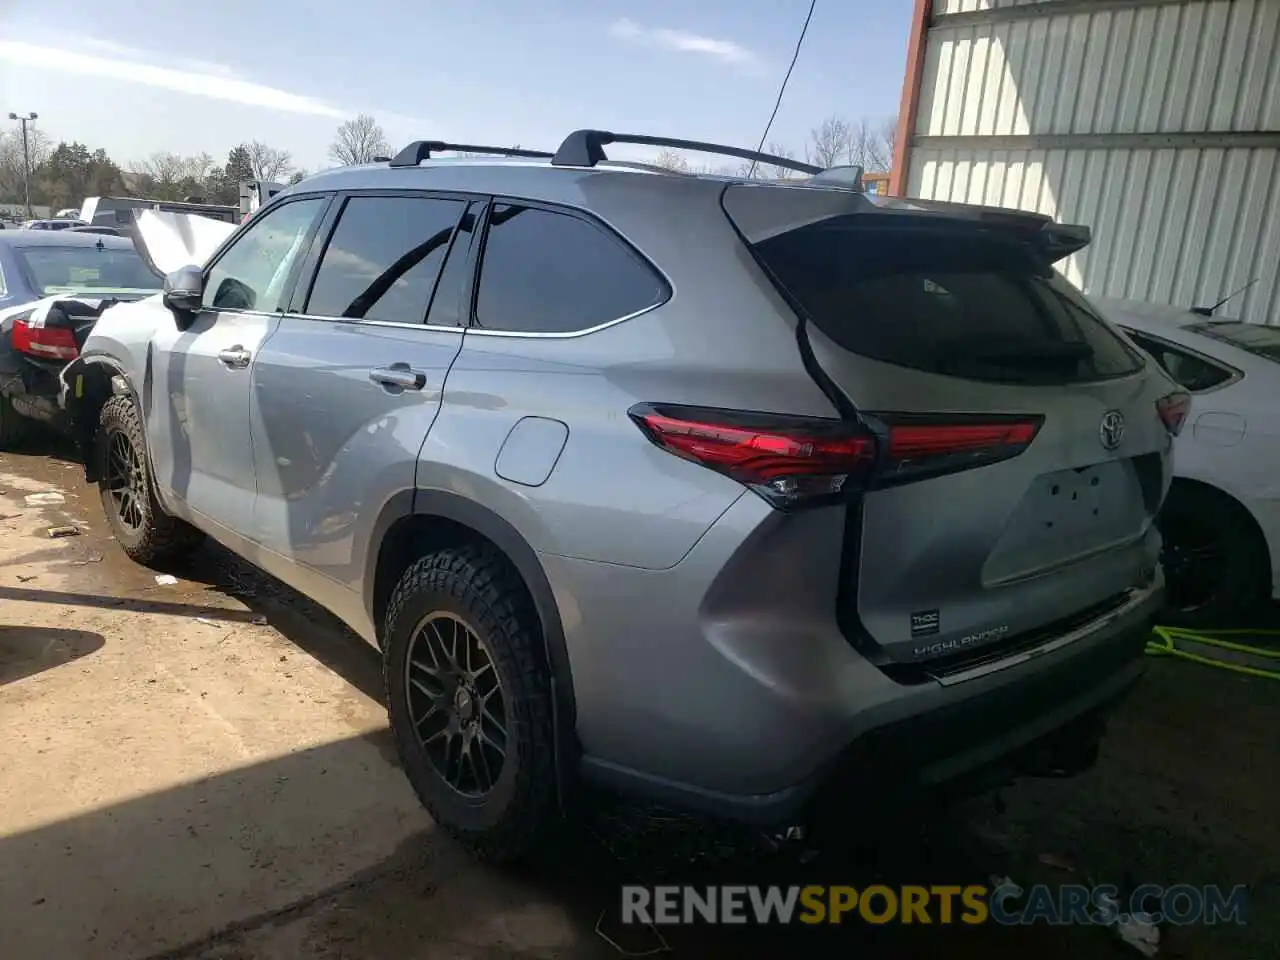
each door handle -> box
[218,346,251,368]
[369,365,427,390]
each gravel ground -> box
[1,438,1275,960]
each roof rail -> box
[389,141,554,168]
[551,130,822,176]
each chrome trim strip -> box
[465,298,669,339]
[282,293,671,339]
[933,583,1158,687]
[285,313,466,334]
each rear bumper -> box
[582,590,1154,825]
[1,334,70,429]
[550,492,1162,825]
[0,366,69,429]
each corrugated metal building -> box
[890,0,1280,326]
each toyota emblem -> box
[1099,410,1125,451]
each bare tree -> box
[135,151,216,184]
[330,114,391,166]
[762,140,800,180]
[0,127,53,202]
[652,149,691,172]
[848,117,897,172]
[246,140,293,181]
[806,116,852,169]
[131,152,219,201]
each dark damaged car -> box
[0,231,162,447]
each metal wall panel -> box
[907,0,1280,325]
[909,147,1280,325]
[935,0,1055,15]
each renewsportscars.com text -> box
[621,883,1249,927]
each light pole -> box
[7,112,38,220]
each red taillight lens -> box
[11,318,79,361]
[878,415,1043,484]
[631,404,876,508]
[630,404,1043,509]
[1156,391,1191,436]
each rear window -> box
[1188,321,1280,365]
[751,218,1144,385]
[15,244,161,295]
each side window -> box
[305,195,467,323]
[1125,331,1234,392]
[424,203,478,328]
[473,203,667,334]
[204,197,325,313]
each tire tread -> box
[97,395,204,564]
[383,542,558,862]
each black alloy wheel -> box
[104,426,147,534]
[405,611,509,798]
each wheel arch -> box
[366,488,579,801]
[1165,475,1274,590]
[63,354,139,482]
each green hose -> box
[1147,626,1280,680]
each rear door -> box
[248,190,477,595]
[725,186,1177,670]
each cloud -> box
[73,37,241,80]
[608,18,760,68]
[0,40,344,118]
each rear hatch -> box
[723,185,1179,675]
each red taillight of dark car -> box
[11,317,80,362]
[630,403,1043,509]
[1156,391,1192,436]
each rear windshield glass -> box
[751,218,1144,385]
[1188,321,1280,365]
[15,244,161,296]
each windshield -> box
[1189,321,1280,365]
[14,244,161,296]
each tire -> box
[383,542,559,862]
[1156,482,1271,628]
[96,395,204,565]
[0,394,31,449]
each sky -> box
[0,0,913,175]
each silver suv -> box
[63,131,1183,861]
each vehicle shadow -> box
[163,542,385,705]
[0,725,1041,960]
[0,585,275,627]
[0,625,104,686]
[5,429,81,466]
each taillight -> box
[1157,391,1191,436]
[11,317,79,361]
[630,404,1043,509]
[877,415,1043,485]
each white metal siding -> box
[907,0,1280,325]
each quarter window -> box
[473,203,666,334]
[1124,331,1235,392]
[306,195,468,323]
[204,197,325,313]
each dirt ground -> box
[1,439,1276,960]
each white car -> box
[1095,297,1280,625]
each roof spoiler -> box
[868,196,1090,263]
